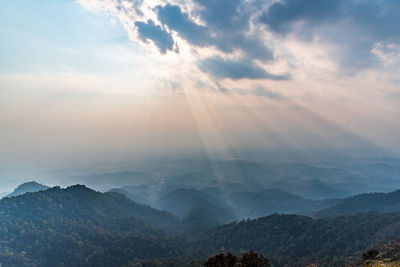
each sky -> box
[0,0,400,184]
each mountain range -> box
[3,177,400,266]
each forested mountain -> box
[108,188,150,206]
[155,188,238,233]
[6,181,49,198]
[4,183,400,266]
[358,238,400,266]
[0,185,181,266]
[268,178,352,200]
[228,188,340,218]
[314,189,400,218]
[189,212,400,266]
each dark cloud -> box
[260,0,342,34]
[135,20,174,54]
[260,0,400,72]
[156,5,212,47]
[193,0,250,32]
[197,56,289,80]
[193,0,273,60]
[132,0,399,76]
[261,0,400,39]
[156,2,273,61]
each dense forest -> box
[189,212,400,266]
[2,184,400,266]
[0,186,181,266]
[314,189,400,218]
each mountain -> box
[0,185,180,266]
[361,238,400,266]
[155,188,238,232]
[228,188,341,218]
[269,178,351,199]
[6,181,49,197]
[190,212,400,266]
[108,188,150,205]
[73,171,153,191]
[314,189,400,218]
[4,183,400,266]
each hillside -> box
[6,181,49,197]
[314,189,400,218]
[228,188,340,218]
[155,188,238,228]
[189,212,400,266]
[0,185,181,266]
[108,188,151,205]
[4,184,400,266]
[350,238,400,266]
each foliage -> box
[189,213,400,266]
[0,185,181,266]
[6,181,49,198]
[314,190,400,218]
[204,251,270,267]
[4,184,400,266]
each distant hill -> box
[73,171,153,191]
[228,188,341,218]
[0,185,180,266]
[108,188,150,205]
[155,188,238,232]
[269,178,352,199]
[190,212,400,266]
[6,181,49,197]
[314,189,400,218]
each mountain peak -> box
[6,181,49,198]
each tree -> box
[205,251,270,267]
[237,250,271,267]
[205,253,238,267]
[362,249,379,261]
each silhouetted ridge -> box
[190,212,400,266]
[314,189,400,218]
[0,184,180,266]
[6,181,49,197]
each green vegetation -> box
[189,213,400,266]
[314,190,400,218]
[0,185,181,266]
[228,188,340,218]
[6,181,49,198]
[3,184,400,266]
[205,251,271,267]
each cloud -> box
[372,42,400,66]
[260,0,400,39]
[198,56,289,80]
[260,0,342,34]
[78,0,400,79]
[156,3,273,61]
[251,86,284,99]
[260,0,400,72]
[233,86,284,99]
[156,4,212,47]
[135,20,174,54]
[192,0,273,60]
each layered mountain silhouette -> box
[6,181,49,197]
[228,188,341,218]
[314,189,400,218]
[0,185,180,266]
